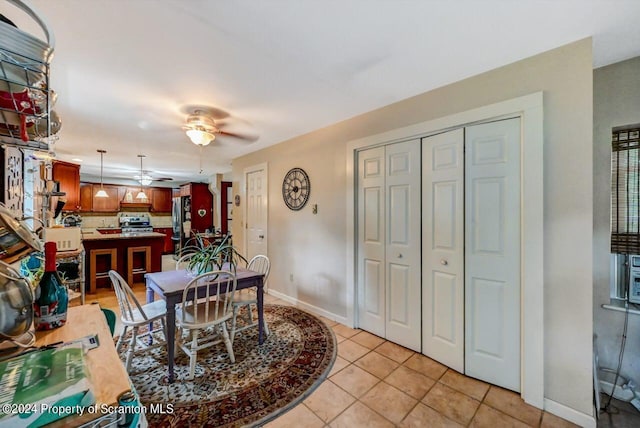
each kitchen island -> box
[82,232,165,292]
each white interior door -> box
[357,146,386,337]
[385,139,421,351]
[246,167,268,260]
[422,128,465,372]
[465,118,521,392]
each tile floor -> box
[78,255,602,427]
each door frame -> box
[345,92,544,408]
[243,162,269,259]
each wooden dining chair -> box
[109,270,167,372]
[176,270,237,380]
[230,254,270,345]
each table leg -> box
[166,299,176,383]
[257,279,264,345]
[146,286,155,345]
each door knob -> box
[440,259,448,266]
[398,253,403,259]
[259,235,264,239]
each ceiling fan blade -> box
[218,130,259,142]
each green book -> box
[0,344,95,427]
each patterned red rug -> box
[117,304,336,427]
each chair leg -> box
[222,324,235,363]
[116,326,128,353]
[188,329,199,380]
[126,327,138,372]
[230,305,240,345]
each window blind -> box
[611,125,640,254]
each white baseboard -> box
[544,398,596,428]
[267,289,349,325]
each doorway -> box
[244,163,268,260]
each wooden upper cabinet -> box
[79,183,93,212]
[52,161,80,212]
[151,188,172,213]
[92,184,120,212]
[80,183,120,212]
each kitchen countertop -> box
[81,231,166,241]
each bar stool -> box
[89,248,117,293]
[127,246,151,287]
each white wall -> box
[233,39,593,415]
[594,56,640,388]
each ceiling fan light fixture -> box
[186,128,215,146]
[95,149,108,198]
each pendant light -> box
[135,154,147,200]
[95,149,108,198]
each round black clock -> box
[282,167,310,211]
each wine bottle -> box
[33,241,68,330]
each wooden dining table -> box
[145,266,265,383]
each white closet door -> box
[357,146,386,337]
[465,118,521,392]
[246,168,268,260]
[385,139,421,351]
[422,128,465,372]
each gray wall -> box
[594,56,640,389]
[233,38,593,415]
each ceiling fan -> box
[183,108,258,146]
[134,170,173,185]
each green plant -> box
[181,234,247,276]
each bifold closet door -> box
[422,128,465,372]
[357,140,421,351]
[465,118,521,392]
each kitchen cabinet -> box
[92,184,120,212]
[153,227,174,253]
[79,183,93,212]
[79,183,119,212]
[52,160,80,212]
[151,188,172,213]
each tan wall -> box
[233,39,593,414]
[594,56,640,389]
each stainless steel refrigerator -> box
[171,196,183,257]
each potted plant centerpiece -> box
[181,234,246,276]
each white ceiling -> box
[4,0,640,185]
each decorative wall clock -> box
[282,167,310,211]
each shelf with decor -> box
[0,0,56,152]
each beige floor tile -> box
[354,351,399,379]
[350,331,385,349]
[337,339,370,362]
[374,341,414,363]
[399,402,463,428]
[329,356,350,377]
[540,411,580,428]
[439,369,490,401]
[265,403,325,428]
[332,323,360,338]
[329,402,395,428]
[385,365,436,400]
[422,382,480,426]
[484,386,542,426]
[335,334,347,344]
[304,380,356,422]
[403,353,447,380]
[469,404,530,428]
[331,365,380,398]
[360,382,418,424]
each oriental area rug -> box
[116,304,336,427]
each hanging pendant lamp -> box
[95,149,108,198]
[136,154,147,200]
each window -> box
[611,124,640,302]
